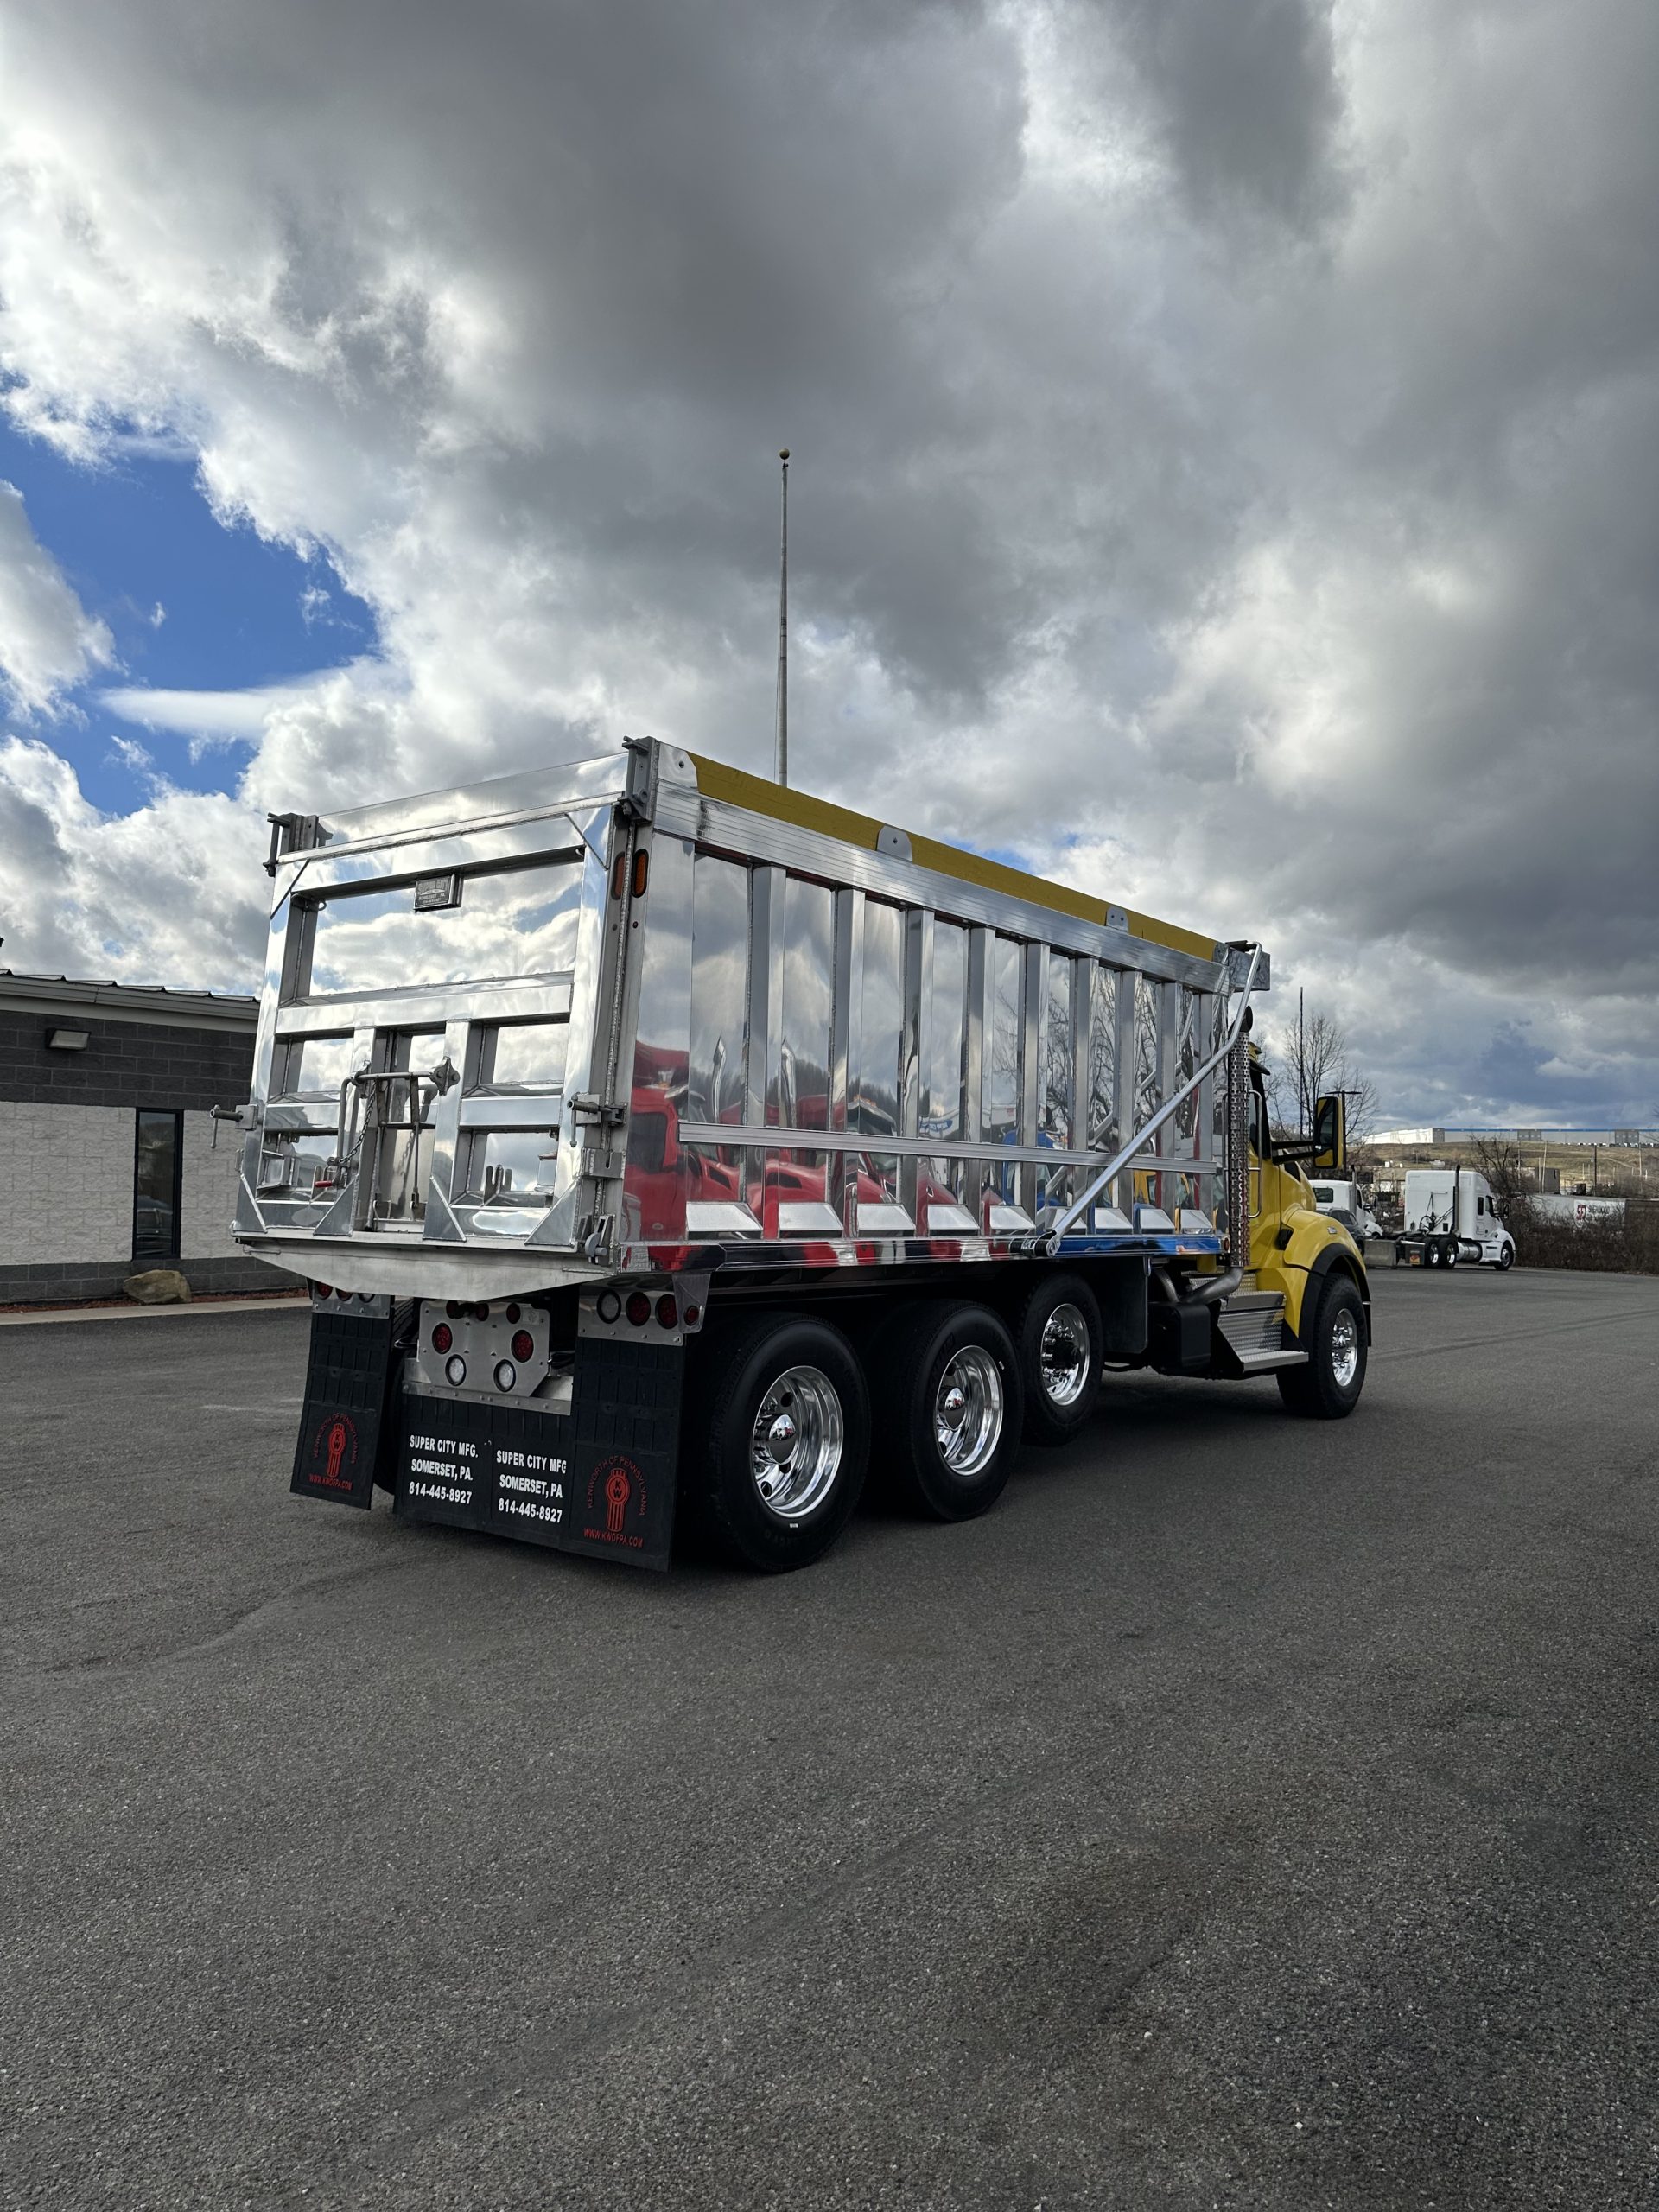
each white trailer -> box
[1395,1166,1515,1271]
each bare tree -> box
[1265,1002,1377,1144]
[1471,1137,1537,1233]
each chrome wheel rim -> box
[934,1347,1004,1478]
[1039,1302,1091,1408]
[1330,1308,1360,1389]
[750,1365,843,1521]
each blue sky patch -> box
[0,416,376,809]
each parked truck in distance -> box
[1308,1177,1383,1243]
[1395,1166,1515,1271]
[234,738,1371,1573]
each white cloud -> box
[0,737,266,988]
[0,480,113,714]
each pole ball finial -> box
[779,448,790,461]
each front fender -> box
[1258,1206,1370,1339]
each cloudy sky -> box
[0,0,1654,1127]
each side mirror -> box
[1312,1093,1347,1173]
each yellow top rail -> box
[686,751,1221,966]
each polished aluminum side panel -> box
[236,738,1255,1294]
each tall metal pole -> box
[774,448,789,786]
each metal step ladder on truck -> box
[1394,1165,1516,1271]
[234,739,1372,1573]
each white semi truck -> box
[1395,1166,1515,1270]
[234,740,1371,1571]
[1308,1177,1383,1242]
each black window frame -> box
[132,1108,185,1264]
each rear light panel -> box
[577,1281,699,1345]
[415,1299,552,1400]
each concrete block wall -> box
[0,1012,255,1113]
[181,1110,245,1261]
[0,1102,133,1262]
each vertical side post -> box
[774,449,790,787]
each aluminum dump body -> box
[235,741,1261,1299]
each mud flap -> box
[394,1338,683,1571]
[291,1303,404,1510]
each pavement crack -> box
[37,1555,416,1678]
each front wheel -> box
[868,1301,1025,1521]
[1496,1243,1515,1272]
[1278,1274,1367,1420]
[684,1314,869,1571]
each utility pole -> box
[774,448,789,786]
[1298,987,1306,1134]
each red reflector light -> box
[314,1284,333,1300]
[505,1303,521,1323]
[625,1290,652,1327]
[683,1303,701,1328]
[655,1294,677,1329]
[511,1329,534,1361]
[431,1323,453,1354]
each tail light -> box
[431,1323,453,1353]
[654,1294,678,1329]
[314,1283,333,1300]
[511,1330,534,1362]
[625,1291,652,1327]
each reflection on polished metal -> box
[1039,1303,1091,1408]
[1330,1306,1360,1388]
[234,737,1262,1296]
[750,1363,843,1519]
[1046,944,1263,1245]
[934,1347,1004,1477]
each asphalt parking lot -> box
[4,1266,1658,2211]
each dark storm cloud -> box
[1106,0,1346,226]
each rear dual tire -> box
[867,1301,1026,1521]
[683,1315,869,1573]
[1011,1273,1103,1446]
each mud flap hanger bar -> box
[1042,943,1265,1248]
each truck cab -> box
[1308,1177,1383,1243]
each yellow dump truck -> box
[235,738,1369,1570]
